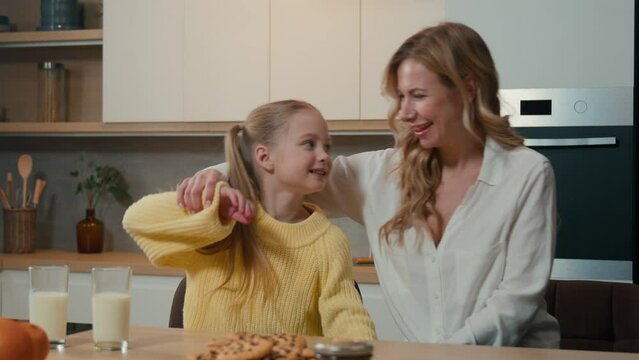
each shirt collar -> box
[476,137,505,186]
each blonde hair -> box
[379,22,524,245]
[202,100,320,304]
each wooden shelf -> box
[0,120,391,136]
[0,29,102,48]
[0,249,379,283]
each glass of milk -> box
[91,266,132,351]
[28,265,69,350]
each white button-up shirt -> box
[310,138,560,347]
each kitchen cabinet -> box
[104,0,270,123]
[444,0,634,89]
[1,268,405,341]
[1,269,182,328]
[360,0,444,119]
[102,0,184,123]
[184,0,269,122]
[270,0,359,120]
[2,0,439,132]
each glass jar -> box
[314,341,374,360]
[0,15,10,32]
[38,0,82,30]
[38,62,67,122]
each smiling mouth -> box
[412,122,432,135]
[309,169,328,176]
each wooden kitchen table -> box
[46,326,638,360]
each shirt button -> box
[430,256,436,263]
[434,293,440,300]
[435,329,441,336]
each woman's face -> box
[396,58,466,151]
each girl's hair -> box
[201,99,320,304]
[379,22,524,245]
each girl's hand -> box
[218,186,255,224]
[177,169,227,212]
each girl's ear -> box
[254,144,274,173]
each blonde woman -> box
[176,23,559,347]
[123,100,375,339]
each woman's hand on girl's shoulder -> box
[219,186,255,224]
[177,168,227,212]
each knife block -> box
[3,208,36,253]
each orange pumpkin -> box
[0,317,49,360]
[18,321,49,360]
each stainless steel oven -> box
[499,87,635,283]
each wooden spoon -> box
[17,154,33,208]
[32,179,46,208]
[6,172,14,208]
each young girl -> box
[122,100,375,339]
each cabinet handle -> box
[524,137,617,147]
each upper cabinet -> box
[103,0,444,123]
[104,0,269,123]
[184,0,269,122]
[360,0,444,120]
[103,0,184,123]
[271,0,360,120]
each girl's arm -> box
[123,182,245,268]
[446,161,557,346]
[318,227,377,340]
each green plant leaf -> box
[70,158,132,208]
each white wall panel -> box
[445,0,634,89]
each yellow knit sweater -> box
[122,183,376,339]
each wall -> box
[0,134,394,256]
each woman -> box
[176,22,559,347]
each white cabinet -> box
[360,0,444,120]
[444,0,634,89]
[184,0,269,122]
[1,270,182,328]
[271,0,360,120]
[103,0,451,122]
[104,0,269,123]
[103,0,184,122]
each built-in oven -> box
[499,87,635,283]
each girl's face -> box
[396,58,467,151]
[267,109,332,196]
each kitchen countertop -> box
[0,250,379,284]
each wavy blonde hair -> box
[379,22,524,245]
[200,100,320,304]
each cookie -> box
[269,333,307,360]
[215,334,273,360]
[189,332,316,360]
[186,352,213,360]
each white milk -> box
[29,291,69,342]
[92,292,131,343]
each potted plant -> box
[70,159,131,253]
